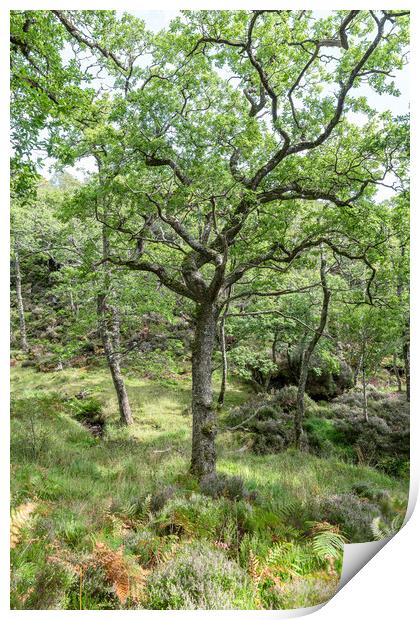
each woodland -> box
[10,9,409,610]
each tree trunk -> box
[217,314,227,406]
[191,302,218,478]
[295,350,310,446]
[97,294,133,425]
[353,354,362,387]
[272,329,280,364]
[98,225,133,425]
[403,326,410,402]
[393,352,402,392]
[362,365,368,421]
[217,285,231,406]
[361,340,369,421]
[69,288,78,316]
[295,254,331,447]
[14,240,28,352]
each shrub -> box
[308,493,380,543]
[20,561,76,610]
[150,486,176,514]
[67,564,120,610]
[200,473,250,501]
[68,397,105,437]
[351,482,390,505]
[146,542,256,609]
[269,351,353,400]
[154,493,224,538]
[263,574,338,610]
[225,395,297,455]
[274,386,316,414]
[326,392,410,475]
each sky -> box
[42,10,409,201]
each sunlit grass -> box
[10,365,409,610]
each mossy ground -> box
[10,365,409,610]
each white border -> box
[1,2,418,617]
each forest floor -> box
[10,365,409,610]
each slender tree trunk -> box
[97,294,133,425]
[217,315,228,406]
[353,354,362,387]
[218,285,231,406]
[69,288,78,316]
[14,240,28,352]
[99,226,133,425]
[393,352,402,392]
[296,351,311,446]
[272,329,280,364]
[361,340,369,421]
[191,302,218,478]
[295,254,331,447]
[403,325,410,402]
[396,244,409,401]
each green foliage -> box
[307,522,347,561]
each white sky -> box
[43,10,409,202]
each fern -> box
[278,499,307,529]
[371,515,404,540]
[158,509,195,537]
[94,541,148,605]
[248,550,261,584]
[137,494,153,526]
[10,502,37,548]
[307,521,347,561]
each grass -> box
[10,365,409,610]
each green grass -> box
[10,365,409,610]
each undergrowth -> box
[10,366,409,610]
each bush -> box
[322,392,410,475]
[269,351,353,401]
[308,493,380,543]
[200,473,252,501]
[264,574,338,610]
[68,397,105,437]
[154,494,224,538]
[150,486,176,513]
[274,386,316,414]
[146,542,256,609]
[17,560,76,610]
[351,482,390,505]
[225,395,297,455]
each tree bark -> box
[295,254,331,447]
[272,328,280,364]
[99,225,133,425]
[393,351,402,392]
[403,324,410,402]
[97,294,133,425]
[217,314,228,406]
[191,302,218,478]
[217,285,232,406]
[353,354,361,387]
[14,239,29,352]
[361,339,369,421]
